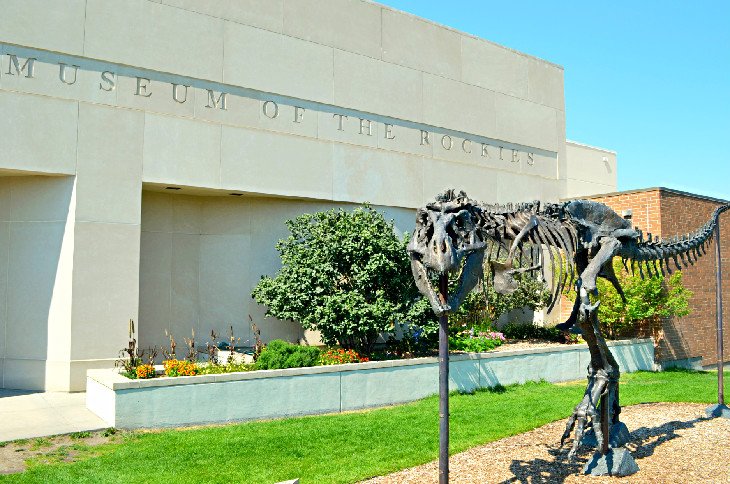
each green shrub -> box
[440,259,552,334]
[197,362,255,374]
[449,335,504,353]
[254,340,321,370]
[501,322,562,341]
[565,258,692,339]
[252,206,416,356]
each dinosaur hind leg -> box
[560,292,620,460]
[560,238,627,460]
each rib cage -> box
[480,201,730,313]
[481,202,579,313]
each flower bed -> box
[117,340,372,380]
[88,338,655,430]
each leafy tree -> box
[567,258,692,339]
[406,260,552,343]
[252,206,414,356]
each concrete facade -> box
[564,141,617,198]
[0,0,616,390]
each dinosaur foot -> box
[560,369,609,461]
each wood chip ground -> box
[363,403,730,483]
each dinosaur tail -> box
[621,203,730,278]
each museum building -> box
[0,0,616,391]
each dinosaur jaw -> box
[409,257,451,316]
[411,247,488,317]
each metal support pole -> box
[707,219,729,418]
[438,274,449,484]
[715,221,725,405]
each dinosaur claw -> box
[580,300,600,314]
[433,303,451,317]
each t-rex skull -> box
[407,190,487,315]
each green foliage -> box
[395,292,441,352]
[406,263,553,350]
[568,258,692,339]
[501,322,562,342]
[69,432,91,440]
[446,267,552,344]
[30,438,51,450]
[196,362,255,375]
[254,340,321,370]
[479,273,553,322]
[448,335,504,352]
[252,206,414,356]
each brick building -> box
[559,188,730,368]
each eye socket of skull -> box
[414,209,432,240]
[456,210,473,230]
[449,209,473,245]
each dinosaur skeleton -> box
[407,189,729,460]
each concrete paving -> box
[0,390,107,442]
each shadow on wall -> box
[0,175,75,390]
[611,342,655,372]
[137,190,418,357]
[656,316,692,364]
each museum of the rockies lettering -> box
[4,52,537,165]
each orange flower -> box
[136,364,156,379]
[163,359,198,377]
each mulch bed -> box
[363,403,730,483]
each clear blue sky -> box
[378,1,730,200]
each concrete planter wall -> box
[87,338,653,429]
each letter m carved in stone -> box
[205,90,227,110]
[6,54,36,78]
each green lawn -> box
[1,370,725,484]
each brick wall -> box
[568,189,730,367]
[657,191,730,366]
